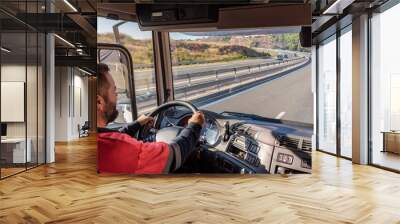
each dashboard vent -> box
[301,139,312,152]
[278,136,299,149]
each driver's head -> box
[97,63,119,127]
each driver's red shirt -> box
[97,131,173,174]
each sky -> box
[97,17,200,40]
[97,17,300,43]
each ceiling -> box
[311,0,390,43]
[0,0,97,73]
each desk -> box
[1,138,31,164]
[382,131,400,154]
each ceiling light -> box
[63,0,78,12]
[54,34,75,48]
[78,68,92,76]
[1,47,11,53]
[76,49,84,55]
[323,0,355,15]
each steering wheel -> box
[138,100,199,143]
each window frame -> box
[316,33,338,156]
[315,18,353,161]
[368,0,400,173]
[313,0,400,174]
[338,24,353,159]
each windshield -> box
[169,30,312,124]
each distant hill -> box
[170,41,270,65]
[98,33,154,68]
[98,32,305,68]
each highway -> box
[203,64,313,124]
[133,57,307,114]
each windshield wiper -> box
[221,111,313,129]
[221,111,267,121]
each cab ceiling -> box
[97,1,310,21]
[97,2,311,32]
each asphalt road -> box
[202,64,313,124]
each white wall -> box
[1,65,26,141]
[1,65,33,138]
[54,67,89,141]
[55,66,70,141]
[72,73,89,138]
[1,63,46,164]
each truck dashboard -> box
[156,107,312,174]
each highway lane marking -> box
[275,111,286,119]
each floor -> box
[1,163,45,178]
[1,167,26,178]
[0,135,400,223]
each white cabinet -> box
[1,138,32,163]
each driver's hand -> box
[188,111,205,127]
[137,114,154,127]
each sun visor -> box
[136,4,219,29]
[136,4,311,32]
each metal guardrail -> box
[135,57,304,96]
[132,57,308,114]
[173,59,287,81]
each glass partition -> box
[27,31,38,169]
[317,35,337,154]
[38,33,45,165]
[0,31,28,177]
[0,1,46,179]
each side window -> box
[97,18,157,121]
[98,48,133,125]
